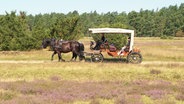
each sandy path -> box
[0,60,184,65]
[0,60,45,64]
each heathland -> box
[0,37,184,104]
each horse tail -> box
[79,42,84,52]
[78,42,85,60]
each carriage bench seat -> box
[109,44,117,52]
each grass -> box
[0,37,184,62]
[134,37,184,61]
[0,37,184,103]
[0,63,184,103]
[0,75,184,103]
[0,62,184,82]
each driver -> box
[101,33,107,43]
[93,33,107,50]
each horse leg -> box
[71,53,74,61]
[74,53,77,61]
[58,52,65,62]
[70,53,75,61]
[51,51,57,61]
[74,51,84,61]
[70,53,77,61]
[57,52,61,62]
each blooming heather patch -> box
[176,81,184,101]
[0,80,183,103]
[176,94,184,101]
[145,89,166,99]
[50,75,61,81]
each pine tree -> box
[0,11,33,50]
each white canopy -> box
[88,28,135,52]
[89,28,134,34]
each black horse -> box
[42,38,85,61]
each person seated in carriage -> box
[118,36,131,55]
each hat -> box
[128,37,131,39]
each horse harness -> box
[54,39,63,49]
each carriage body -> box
[87,28,142,64]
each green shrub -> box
[0,91,16,100]
[175,30,184,37]
[91,33,128,50]
[160,35,168,39]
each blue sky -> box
[0,0,183,15]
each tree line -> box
[0,3,184,51]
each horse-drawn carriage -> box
[42,28,142,64]
[84,28,142,64]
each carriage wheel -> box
[127,52,142,64]
[91,53,104,63]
